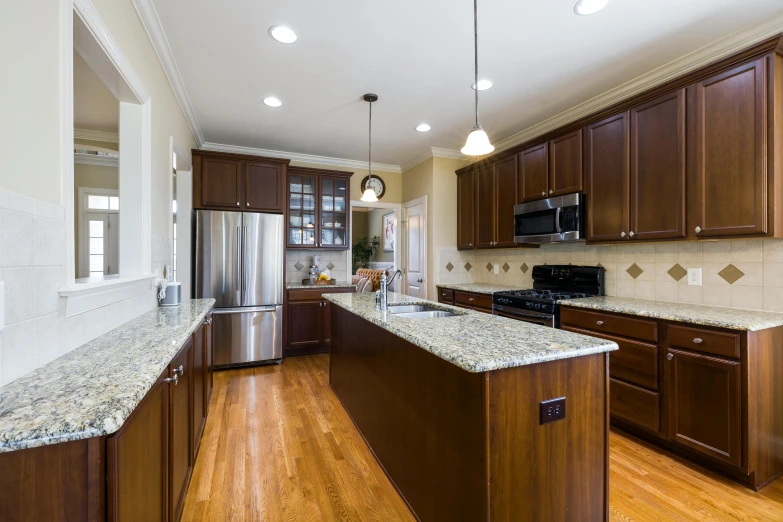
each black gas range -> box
[492,265,605,327]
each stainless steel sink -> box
[394,310,459,319]
[387,304,441,314]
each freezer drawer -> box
[212,306,283,367]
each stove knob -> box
[535,303,541,310]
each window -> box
[78,189,119,278]
[87,195,119,210]
[89,220,105,277]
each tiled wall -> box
[0,190,157,387]
[438,239,783,312]
[286,249,348,283]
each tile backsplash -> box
[286,249,348,282]
[438,240,783,313]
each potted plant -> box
[352,235,380,274]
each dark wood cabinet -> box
[518,142,549,202]
[494,155,518,247]
[287,167,352,250]
[285,287,356,356]
[631,89,686,240]
[107,370,169,522]
[475,163,495,249]
[169,340,193,522]
[457,169,476,249]
[192,323,206,457]
[322,300,333,345]
[585,111,630,242]
[193,150,289,213]
[692,58,769,238]
[205,313,214,406]
[549,129,583,196]
[667,348,742,467]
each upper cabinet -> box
[549,129,583,196]
[457,169,476,250]
[475,163,496,248]
[691,58,769,238]
[519,142,549,202]
[475,159,518,249]
[193,150,289,213]
[287,167,352,250]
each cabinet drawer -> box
[561,308,658,342]
[288,287,354,302]
[610,378,660,433]
[438,288,455,304]
[667,325,740,359]
[455,291,492,310]
[562,326,658,390]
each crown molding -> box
[74,152,119,167]
[131,0,204,146]
[201,142,403,173]
[400,147,466,172]
[74,128,119,143]
[492,17,783,154]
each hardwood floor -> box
[182,354,783,521]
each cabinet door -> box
[245,161,285,213]
[170,341,193,522]
[518,143,549,202]
[494,155,518,247]
[549,129,583,196]
[319,176,349,249]
[287,174,318,248]
[667,348,742,468]
[192,325,206,458]
[107,371,169,522]
[693,58,768,238]
[287,301,324,348]
[475,163,496,249]
[200,157,242,209]
[322,300,332,346]
[585,112,630,242]
[457,170,476,249]
[205,313,213,406]
[630,89,686,240]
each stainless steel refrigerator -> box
[194,210,284,368]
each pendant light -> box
[361,93,380,202]
[461,0,494,156]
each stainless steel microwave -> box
[514,193,585,244]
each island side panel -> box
[329,305,488,522]
[488,353,609,522]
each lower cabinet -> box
[285,287,355,356]
[170,340,193,522]
[437,288,492,314]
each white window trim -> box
[77,187,119,278]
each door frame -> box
[402,196,428,299]
[347,199,402,287]
[77,187,120,278]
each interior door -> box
[405,200,427,298]
[106,213,119,275]
[194,210,242,307]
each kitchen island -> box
[325,292,618,522]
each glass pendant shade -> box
[361,188,378,202]
[461,126,494,156]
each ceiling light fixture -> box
[269,25,298,43]
[574,0,609,16]
[263,97,282,107]
[361,94,379,203]
[461,0,494,156]
[415,123,431,132]
[471,79,493,91]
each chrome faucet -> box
[376,273,388,310]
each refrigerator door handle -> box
[212,306,278,314]
[236,225,242,304]
[242,225,248,306]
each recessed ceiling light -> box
[269,25,297,44]
[574,0,609,15]
[471,79,493,91]
[415,123,431,132]
[263,97,282,107]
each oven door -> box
[492,305,555,328]
[514,193,582,244]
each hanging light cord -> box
[473,0,479,128]
[368,99,373,181]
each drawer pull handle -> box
[164,374,179,385]
[596,320,604,326]
[469,297,474,301]
[693,338,703,344]
[667,353,674,361]
[173,365,184,376]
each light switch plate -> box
[494,264,500,275]
[687,268,702,286]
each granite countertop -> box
[436,282,524,295]
[324,292,617,373]
[561,296,783,332]
[286,281,357,290]
[0,299,215,453]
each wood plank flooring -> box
[182,354,783,521]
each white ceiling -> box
[151,0,783,167]
[74,49,119,134]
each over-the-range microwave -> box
[514,193,585,244]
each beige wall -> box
[351,210,369,246]
[368,208,394,263]
[290,160,403,204]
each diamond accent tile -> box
[486,262,493,272]
[596,263,604,268]
[502,262,510,273]
[718,264,745,285]
[626,263,644,280]
[520,263,529,273]
[667,263,687,282]
[464,262,472,272]
[326,262,335,270]
[294,261,305,271]
[445,262,454,272]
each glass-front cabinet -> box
[287,167,352,250]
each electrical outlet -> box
[540,397,566,425]
[687,268,702,286]
[494,264,500,275]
